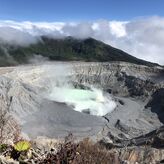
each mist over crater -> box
[0,60,163,140]
[16,62,117,116]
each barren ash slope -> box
[0,37,164,160]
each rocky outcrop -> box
[72,62,164,98]
[146,88,164,123]
[117,147,164,163]
[0,76,41,119]
[100,126,164,163]
[100,126,164,148]
[0,75,41,143]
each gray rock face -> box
[0,61,163,141]
[0,76,41,120]
[145,88,164,123]
[72,62,164,98]
[0,65,105,140]
[0,76,41,142]
[71,62,164,140]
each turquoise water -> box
[49,87,116,116]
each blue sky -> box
[0,0,164,21]
[0,0,164,64]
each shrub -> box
[39,136,120,164]
[74,138,120,164]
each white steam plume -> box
[13,63,116,116]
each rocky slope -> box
[0,65,105,140]
[0,61,163,163]
[71,62,164,141]
[145,88,164,123]
[0,62,163,138]
[73,62,164,97]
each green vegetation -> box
[0,144,8,153]
[0,136,120,163]
[14,140,31,152]
[0,36,158,67]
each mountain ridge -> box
[0,36,160,67]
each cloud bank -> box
[0,17,164,65]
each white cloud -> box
[0,17,164,65]
[109,21,127,37]
[0,26,38,46]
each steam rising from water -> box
[9,63,116,116]
[49,87,116,116]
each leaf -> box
[14,141,31,152]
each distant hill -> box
[0,36,159,66]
